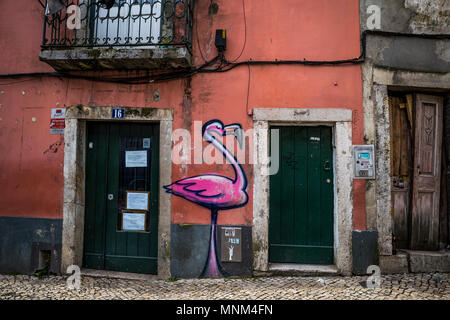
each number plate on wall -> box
[111,108,125,119]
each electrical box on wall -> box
[215,29,226,52]
[354,145,375,179]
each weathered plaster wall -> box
[170,224,252,278]
[360,1,450,73]
[360,1,450,261]
[352,230,378,275]
[365,35,450,73]
[178,0,365,229]
[0,77,185,221]
[0,0,364,224]
[0,217,62,274]
[360,0,450,34]
[0,0,364,275]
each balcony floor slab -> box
[40,47,191,71]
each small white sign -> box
[51,108,66,119]
[126,191,149,211]
[122,212,146,232]
[50,108,66,134]
[143,138,150,149]
[125,150,147,168]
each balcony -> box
[40,0,193,71]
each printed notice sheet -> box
[125,150,147,168]
[122,212,146,232]
[143,138,150,149]
[126,191,149,211]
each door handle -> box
[323,160,331,171]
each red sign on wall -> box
[50,108,66,134]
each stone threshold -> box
[380,249,450,274]
[81,268,158,282]
[254,263,339,277]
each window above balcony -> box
[40,0,193,71]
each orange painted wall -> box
[0,0,365,229]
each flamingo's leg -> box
[200,209,227,278]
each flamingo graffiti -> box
[164,119,248,278]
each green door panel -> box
[83,122,159,274]
[105,256,157,274]
[269,126,334,264]
[84,123,109,270]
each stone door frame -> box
[61,105,173,279]
[252,108,354,275]
[362,66,450,258]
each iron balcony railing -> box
[42,0,193,52]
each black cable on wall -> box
[0,30,449,85]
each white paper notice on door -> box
[122,211,146,232]
[125,150,147,167]
[126,191,149,211]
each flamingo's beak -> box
[224,124,243,149]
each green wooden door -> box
[83,122,159,274]
[269,126,334,264]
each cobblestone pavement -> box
[0,273,448,300]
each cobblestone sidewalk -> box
[0,273,448,300]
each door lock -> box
[323,160,331,171]
[108,194,114,200]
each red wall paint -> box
[0,0,366,229]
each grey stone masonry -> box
[40,47,192,71]
[0,273,448,300]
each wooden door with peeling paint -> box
[411,94,443,250]
[390,95,414,250]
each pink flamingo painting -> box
[164,119,248,278]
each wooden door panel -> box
[388,96,413,249]
[307,127,322,247]
[411,94,443,250]
[104,122,159,274]
[279,127,295,245]
[416,176,439,190]
[413,192,434,245]
[269,126,334,264]
[392,179,410,249]
[83,122,159,274]
[419,104,437,175]
[83,123,109,269]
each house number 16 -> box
[112,108,125,119]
